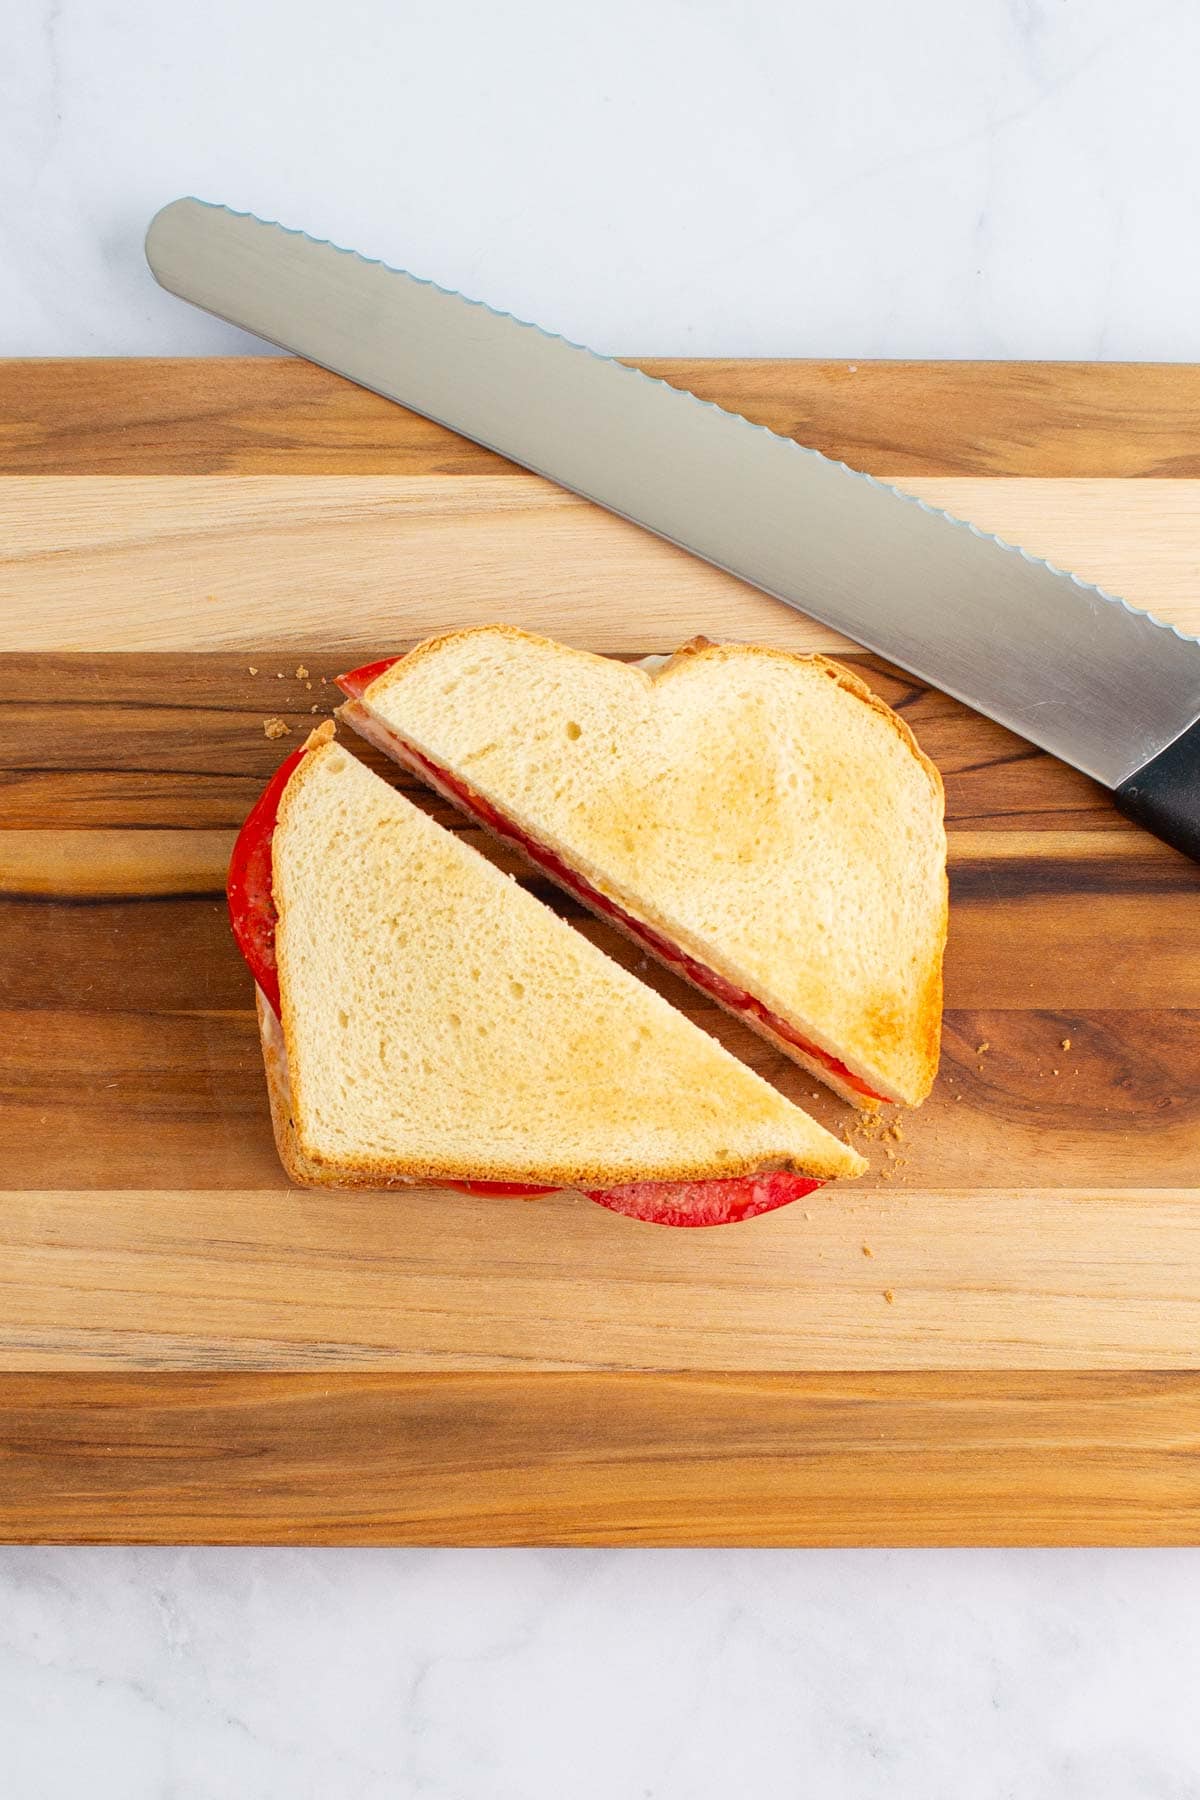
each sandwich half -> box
[336,628,948,1107]
[228,724,864,1226]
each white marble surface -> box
[1,1548,1199,1799]
[6,0,1200,360]
[6,1,1200,1794]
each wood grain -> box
[1,1374,1197,1546]
[2,1007,1195,1194]
[5,475,1200,652]
[0,650,1119,832]
[5,823,1198,1006]
[3,359,1200,1543]
[4,1185,1200,1371]
[5,358,1200,477]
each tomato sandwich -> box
[337,628,948,1107]
[228,724,866,1227]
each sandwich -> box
[335,628,948,1107]
[227,724,865,1226]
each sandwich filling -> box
[337,658,888,1104]
[228,737,826,1227]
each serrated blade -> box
[146,197,1200,789]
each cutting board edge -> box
[3,1370,1198,1547]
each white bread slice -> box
[338,629,948,1106]
[265,735,865,1188]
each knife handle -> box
[1114,718,1200,862]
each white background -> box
[7,0,1200,360]
[5,2,1200,1795]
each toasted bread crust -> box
[259,984,863,1188]
[644,642,947,1106]
[260,734,866,1188]
[358,628,948,1106]
[367,625,939,813]
[371,722,886,1109]
[257,984,327,1185]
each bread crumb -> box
[803,1210,812,1221]
[320,676,328,684]
[263,716,290,739]
[306,682,313,691]
[852,1109,890,1141]
[310,703,320,713]
[248,665,258,675]
[296,664,309,680]
[883,1289,895,1305]
[975,1041,990,1055]
[861,1242,874,1258]
[886,1122,904,1141]
[1052,1068,1060,1076]
[954,1093,963,1101]
[1061,1037,1072,1051]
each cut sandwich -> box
[336,628,948,1107]
[228,724,865,1226]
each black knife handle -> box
[1114,717,1200,861]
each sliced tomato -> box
[336,656,403,701]
[226,743,309,1017]
[453,1172,825,1223]
[583,1171,823,1228]
[443,1178,558,1197]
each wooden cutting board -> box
[2,358,1199,1546]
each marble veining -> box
[6,0,1200,360]
[2,1548,1200,1799]
[5,0,1200,1792]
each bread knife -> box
[145,197,1200,863]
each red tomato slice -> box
[336,656,403,701]
[582,1171,823,1228]
[452,1173,824,1223]
[443,1179,559,1197]
[226,743,309,1017]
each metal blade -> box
[146,197,1200,789]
